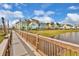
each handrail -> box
[16,30,79,56]
[0,31,12,56]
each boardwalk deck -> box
[10,31,35,56]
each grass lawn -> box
[0,31,5,43]
[29,29,79,37]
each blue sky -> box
[0,3,79,26]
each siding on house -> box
[29,23,38,29]
[39,23,46,29]
[21,21,28,30]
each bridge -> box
[0,30,79,56]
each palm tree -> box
[1,17,7,35]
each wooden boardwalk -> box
[10,31,36,56]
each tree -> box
[31,19,40,30]
[46,23,50,29]
[51,22,54,29]
[56,22,61,27]
[25,19,31,30]
[1,17,7,35]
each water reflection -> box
[54,32,79,45]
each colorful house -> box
[15,19,54,30]
[15,19,39,30]
[29,19,39,30]
[62,24,73,29]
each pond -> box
[54,32,79,45]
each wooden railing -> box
[16,30,79,56]
[0,31,12,56]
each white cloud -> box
[33,16,54,23]
[34,10,45,16]
[14,3,27,10]
[0,10,11,18]
[14,3,22,10]
[61,13,79,24]
[2,4,12,9]
[34,10,55,16]
[12,19,19,25]
[42,16,54,23]
[46,11,55,15]
[0,10,24,26]
[33,10,55,23]
[14,11,24,18]
[0,10,24,18]
[69,6,79,10]
[67,13,79,21]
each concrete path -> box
[10,31,35,56]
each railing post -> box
[4,32,12,56]
[7,30,12,56]
[8,32,12,56]
[36,34,39,51]
[7,42,10,56]
[27,32,29,42]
